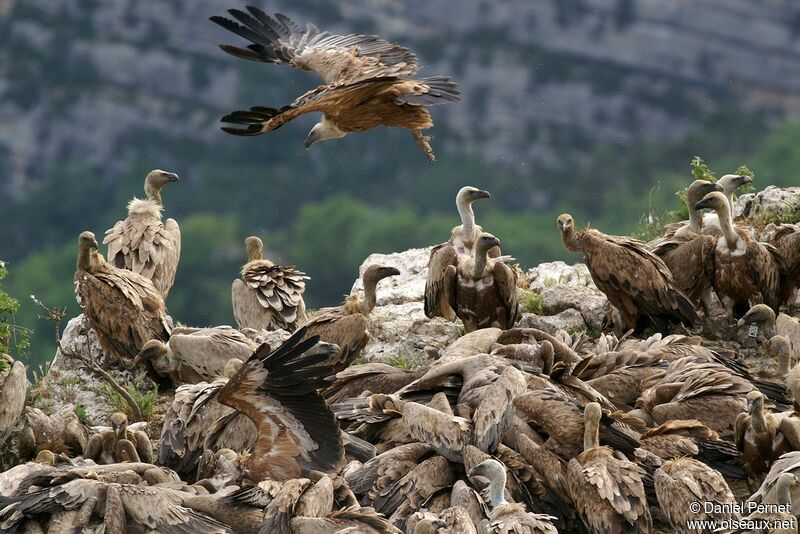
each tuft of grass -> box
[0,358,7,372]
[543,277,556,289]
[691,156,717,183]
[520,290,545,315]
[735,164,756,194]
[752,201,800,228]
[384,354,420,371]
[97,383,158,422]
[74,404,90,425]
[585,325,603,339]
[566,324,585,335]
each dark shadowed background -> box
[2,0,800,370]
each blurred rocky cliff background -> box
[3,0,800,369]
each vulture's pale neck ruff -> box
[127,198,163,220]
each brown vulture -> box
[210,7,460,162]
[103,170,181,298]
[231,236,308,332]
[557,214,697,332]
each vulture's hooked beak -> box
[382,267,401,278]
[736,317,747,328]
[90,238,99,250]
[304,130,318,149]
[165,172,180,183]
[694,199,712,211]
[475,189,491,200]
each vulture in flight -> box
[557,214,697,332]
[210,6,460,162]
[695,191,783,318]
[103,169,181,298]
[74,231,171,364]
[231,235,308,332]
[216,326,345,481]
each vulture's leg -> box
[412,129,436,163]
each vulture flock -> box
[3,7,800,534]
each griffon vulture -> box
[768,222,800,307]
[695,191,783,318]
[749,450,800,514]
[210,7,460,162]
[103,170,181,298]
[467,459,558,534]
[322,362,423,404]
[743,472,798,533]
[653,457,735,533]
[701,173,752,233]
[565,403,652,534]
[84,412,153,465]
[738,303,800,357]
[442,233,519,332]
[231,236,308,332]
[649,180,721,313]
[425,186,495,320]
[135,326,257,384]
[557,214,697,332]
[74,231,170,364]
[216,326,345,481]
[17,406,87,461]
[0,353,27,435]
[303,264,399,375]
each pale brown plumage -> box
[0,353,27,435]
[695,191,783,318]
[210,7,460,162]
[749,450,800,514]
[768,222,800,306]
[736,391,793,491]
[649,180,721,313]
[304,264,400,376]
[426,186,495,320]
[443,233,519,332]
[574,350,667,410]
[216,326,345,481]
[17,406,87,461]
[289,505,401,533]
[346,442,435,505]
[103,169,181,298]
[558,213,697,332]
[74,231,170,363]
[654,457,735,533]
[84,412,153,465]
[322,363,423,404]
[566,403,652,534]
[135,326,257,384]
[231,236,308,332]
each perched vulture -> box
[231,236,308,332]
[17,406,87,461]
[738,303,800,357]
[103,169,181,298]
[216,326,345,481]
[649,180,721,313]
[695,191,783,318]
[425,186,494,320]
[749,450,800,513]
[210,7,460,162]
[442,233,519,332]
[742,472,798,532]
[0,353,27,435]
[135,326,257,384]
[768,222,800,306]
[303,264,400,376]
[84,412,154,465]
[557,213,697,332]
[653,457,735,532]
[74,231,170,364]
[565,403,652,533]
[467,459,558,534]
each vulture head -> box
[134,339,168,369]
[686,180,723,204]
[456,186,491,207]
[737,304,777,337]
[746,390,765,416]
[144,169,179,195]
[717,174,752,197]
[475,233,501,255]
[109,412,129,441]
[769,335,793,375]
[694,191,728,213]
[223,357,244,378]
[304,116,347,149]
[78,231,99,252]
[244,235,265,262]
[413,517,447,534]
[468,458,508,507]
[362,264,401,287]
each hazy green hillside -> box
[3,0,800,370]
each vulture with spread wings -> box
[210,6,460,162]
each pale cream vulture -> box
[216,326,345,481]
[442,233,519,332]
[103,169,181,298]
[231,236,308,332]
[135,325,257,384]
[74,231,170,364]
[210,7,460,162]
[425,186,493,320]
[695,191,783,318]
[557,213,697,332]
[0,353,27,435]
[566,402,652,533]
[303,264,399,375]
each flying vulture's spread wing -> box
[217,326,345,480]
[210,7,418,84]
